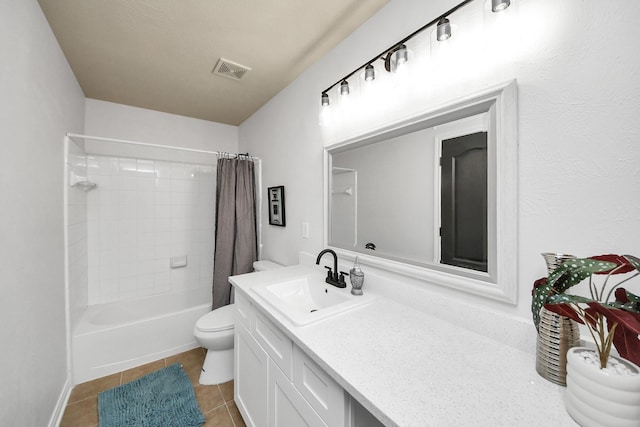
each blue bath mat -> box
[98,363,205,427]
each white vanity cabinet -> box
[269,358,327,427]
[292,346,346,427]
[234,292,353,427]
[235,321,269,427]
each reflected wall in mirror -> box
[324,80,518,303]
[331,126,436,263]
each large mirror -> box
[324,80,518,303]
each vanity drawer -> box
[252,308,293,379]
[293,346,345,427]
[235,292,252,331]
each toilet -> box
[193,259,283,385]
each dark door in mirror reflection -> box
[440,131,488,272]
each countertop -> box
[230,265,577,427]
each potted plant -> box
[531,254,640,426]
[534,253,581,386]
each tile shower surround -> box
[86,155,216,304]
[67,144,89,329]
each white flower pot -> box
[565,347,640,427]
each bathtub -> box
[72,287,211,384]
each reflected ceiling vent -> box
[212,58,251,81]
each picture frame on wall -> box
[268,186,286,226]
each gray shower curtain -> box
[212,157,257,309]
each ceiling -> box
[38,0,389,126]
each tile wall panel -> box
[86,155,216,304]
[66,142,89,328]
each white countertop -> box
[230,265,577,427]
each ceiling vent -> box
[212,58,251,81]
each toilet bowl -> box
[193,259,282,385]
[193,303,235,385]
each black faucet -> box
[315,249,346,288]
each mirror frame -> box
[323,80,518,303]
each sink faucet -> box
[315,249,346,288]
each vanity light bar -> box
[320,0,511,106]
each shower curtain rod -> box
[66,133,260,160]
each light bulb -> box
[364,64,375,81]
[340,80,350,96]
[437,17,451,41]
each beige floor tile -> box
[166,347,206,384]
[59,396,98,427]
[121,359,166,384]
[219,380,234,402]
[227,401,246,427]
[202,404,235,427]
[68,372,121,404]
[194,384,226,413]
[60,350,239,427]
[166,347,205,364]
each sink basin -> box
[251,275,375,326]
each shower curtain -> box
[212,156,257,310]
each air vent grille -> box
[212,58,251,81]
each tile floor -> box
[59,347,246,427]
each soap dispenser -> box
[349,257,365,295]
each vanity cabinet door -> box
[268,359,327,427]
[235,323,268,427]
[293,346,346,427]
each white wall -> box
[0,1,85,426]
[240,0,640,328]
[66,140,90,335]
[85,99,238,163]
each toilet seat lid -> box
[196,304,234,332]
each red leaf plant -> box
[532,254,640,369]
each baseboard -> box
[48,375,72,427]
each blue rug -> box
[98,363,205,427]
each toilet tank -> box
[253,260,283,272]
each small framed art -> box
[268,186,286,226]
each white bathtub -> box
[72,287,211,384]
